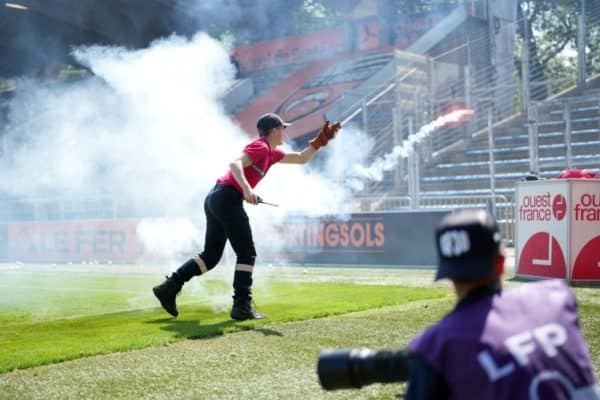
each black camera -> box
[317,348,410,390]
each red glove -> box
[309,121,342,150]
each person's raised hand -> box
[325,122,341,140]
[309,121,341,150]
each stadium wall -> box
[231,11,449,73]
[264,210,448,267]
[2,219,146,264]
[0,211,448,266]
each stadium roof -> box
[0,0,198,77]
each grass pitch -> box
[0,264,447,373]
[1,263,600,400]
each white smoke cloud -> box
[2,28,461,283]
[2,27,472,314]
[324,125,375,192]
[3,33,242,208]
[136,218,201,260]
[0,32,354,274]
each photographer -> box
[319,209,600,399]
[406,209,599,399]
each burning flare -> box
[348,109,475,186]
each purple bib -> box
[409,279,599,400]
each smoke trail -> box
[345,109,474,189]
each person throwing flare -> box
[152,113,341,320]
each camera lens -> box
[317,348,409,390]
[318,348,374,390]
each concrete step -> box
[434,154,600,171]
[465,140,600,158]
[491,128,600,145]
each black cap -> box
[256,113,291,134]
[435,209,501,281]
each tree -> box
[586,0,600,76]
[218,0,598,91]
[291,0,347,34]
[390,0,456,14]
[517,0,586,100]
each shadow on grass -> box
[145,317,284,340]
[255,327,284,336]
[146,317,237,339]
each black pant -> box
[199,183,257,269]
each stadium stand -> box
[309,1,599,244]
[423,90,600,194]
[1,0,598,240]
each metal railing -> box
[350,194,514,244]
[527,94,600,174]
[348,196,412,212]
[322,0,599,204]
[421,194,514,245]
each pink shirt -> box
[217,138,286,193]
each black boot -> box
[230,296,267,321]
[231,269,265,320]
[152,258,201,317]
[152,276,182,317]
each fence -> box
[527,94,600,174]
[349,194,514,245]
[324,0,599,200]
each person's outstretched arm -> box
[280,121,341,164]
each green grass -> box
[2,265,600,400]
[0,298,449,400]
[0,266,446,373]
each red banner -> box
[233,27,346,73]
[7,220,144,263]
[235,49,393,140]
[232,11,448,74]
[232,11,448,140]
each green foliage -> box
[391,0,457,15]
[525,0,579,65]
[586,0,600,75]
[517,0,596,97]
[291,0,345,35]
